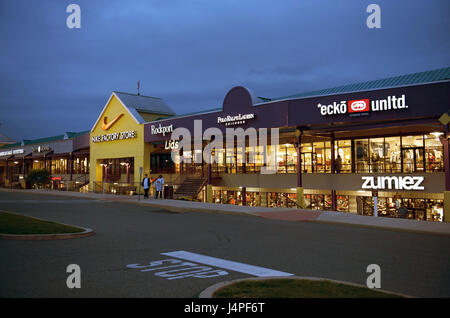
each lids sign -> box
[317,94,407,116]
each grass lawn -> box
[213,279,403,298]
[0,211,85,235]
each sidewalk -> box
[2,188,450,236]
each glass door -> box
[402,147,424,172]
[301,152,313,173]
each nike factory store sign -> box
[91,130,137,143]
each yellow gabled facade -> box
[89,93,151,192]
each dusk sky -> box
[1,0,449,141]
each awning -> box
[11,152,32,159]
[72,148,89,156]
[48,152,70,158]
[31,150,53,158]
[0,155,14,161]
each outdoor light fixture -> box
[13,161,18,164]
[431,132,444,137]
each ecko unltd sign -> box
[317,94,408,116]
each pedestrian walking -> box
[155,175,165,199]
[142,174,150,199]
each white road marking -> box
[161,250,293,277]
[126,258,229,280]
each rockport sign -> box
[151,124,173,136]
[361,176,424,191]
[317,94,408,116]
[217,113,255,126]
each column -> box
[5,158,8,186]
[351,139,356,173]
[441,130,450,222]
[331,190,337,211]
[330,133,337,211]
[70,152,74,181]
[295,129,305,209]
[206,140,213,203]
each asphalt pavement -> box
[1,191,450,298]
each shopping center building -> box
[0,131,89,190]
[1,67,449,222]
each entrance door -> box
[301,152,314,173]
[402,147,424,173]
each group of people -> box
[141,174,165,199]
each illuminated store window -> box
[275,144,297,174]
[287,193,297,208]
[335,140,351,173]
[301,143,313,173]
[246,192,260,206]
[313,142,331,173]
[51,158,67,174]
[336,195,349,212]
[268,192,287,207]
[355,139,369,173]
[425,133,444,172]
[402,135,424,173]
[304,194,332,210]
[384,137,401,173]
[370,138,384,172]
[32,160,45,170]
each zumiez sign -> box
[361,176,424,191]
[317,94,408,116]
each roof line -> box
[255,79,450,107]
[112,90,164,100]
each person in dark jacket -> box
[142,174,150,199]
[397,204,409,219]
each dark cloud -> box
[0,0,449,140]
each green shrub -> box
[26,169,51,188]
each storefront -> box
[89,91,175,194]
[143,67,450,222]
[1,67,448,222]
[0,131,90,190]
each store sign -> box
[32,145,51,153]
[317,94,408,116]
[91,130,137,143]
[102,114,124,131]
[151,124,173,136]
[217,113,255,126]
[361,176,424,191]
[165,139,179,150]
[0,149,24,157]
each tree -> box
[26,169,51,189]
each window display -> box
[336,140,351,173]
[384,137,401,173]
[336,195,349,212]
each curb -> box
[311,219,450,237]
[198,276,413,298]
[0,210,95,240]
[0,227,94,240]
[125,200,256,217]
[2,188,449,236]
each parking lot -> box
[1,191,450,298]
